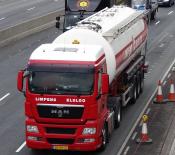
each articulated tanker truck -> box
[17,5,148,151]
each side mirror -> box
[56,16,60,28]
[56,16,60,21]
[101,74,109,94]
[56,22,60,28]
[17,70,24,92]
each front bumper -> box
[25,119,102,151]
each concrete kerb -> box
[0,10,64,47]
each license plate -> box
[53,145,68,150]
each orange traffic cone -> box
[153,80,165,104]
[168,80,175,102]
[136,115,152,144]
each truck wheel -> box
[114,105,121,129]
[136,74,141,98]
[130,84,137,104]
[99,125,108,151]
[146,15,149,24]
[140,72,144,93]
[151,11,156,20]
[30,149,40,154]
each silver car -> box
[158,0,174,6]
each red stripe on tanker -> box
[116,25,147,68]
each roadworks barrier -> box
[168,79,175,102]
[136,115,152,144]
[0,10,64,47]
[153,79,175,104]
[153,80,167,104]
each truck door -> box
[97,70,107,117]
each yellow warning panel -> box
[79,0,89,8]
[142,115,148,122]
[72,39,80,44]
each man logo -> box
[57,110,63,118]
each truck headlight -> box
[163,0,169,2]
[27,125,39,133]
[82,128,96,135]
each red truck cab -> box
[17,44,110,151]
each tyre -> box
[136,74,141,98]
[140,71,144,93]
[151,11,156,20]
[99,125,108,151]
[30,149,41,154]
[146,15,150,24]
[114,105,121,129]
[130,83,137,104]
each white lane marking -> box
[168,73,171,79]
[131,132,137,140]
[155,21,160,25]
[117,58,175,155]
[158,32,168,43]
[169,135,175,155]
[168,11,173,15]
[123,146,130,155]
[163,80,167,86]
[146,108,151,115]
[0,93,10,102]
[172,67,175,72]
[139,120,143,127]
[159,43,164,48]
[162,51,167,55]
[0,17,5,21]
[27,7,36,11]
[16,141,26,152]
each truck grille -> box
[46,127,76,134]
[37,104,84,119]
[47,138,74,144]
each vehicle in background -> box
[56,0,118,32]
[132,0,158,22]
[158,0,174,7]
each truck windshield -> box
[64,12,93,31]
[66,0,103,12]
[133,0,146,5]
[28,65,94,95]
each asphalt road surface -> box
[0,4,175,155]
[0,0,64,29]
[121,65,175,155]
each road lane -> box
[0,0,64,29]
[0,5,175,155]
